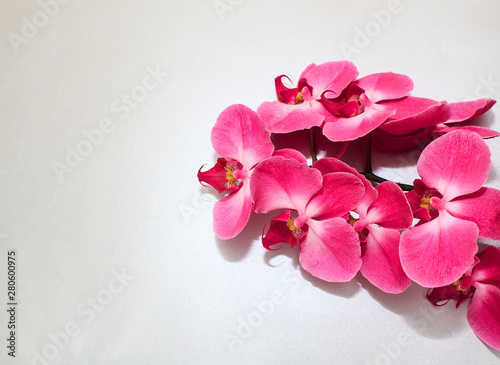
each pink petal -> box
[445,187,500,240]
[400,210,478,287]
[305,172,365,220]
[272,148,308,164]
[361,226,411,294]
[257,100,326,133]
[197,158,237,194]
[299,217,362,282]
[467,282,500,350]
[213,182,253,239]
[447,98,496,123]
[432,124,500,139]
[417,130,491,201]
[361,182,413,230]
[262,210,307,250]
[378,98,452,136]
[355,72,414,103]
[426,285,472,307]
[471,246,500,285]
[303,61,358,98]
[313,157,378,216]
[473,246,500,283]
[211,104,274,168]
[298,63,317,81]
[371,128,434,152]
[322,96,395,141]
[251,156,322,214]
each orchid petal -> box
[363,182,413,229]
[417,130,491,201]
[313,157,378,216]
[361,226,411,294]
[262,210,306,250]
[299,218,362,282]
[257,100,326,133]
[447,98,496,123]
[322,96,395,141]
[432,124,500,139]
[272,148,308,164]
[371,128,434,152]
[355,72,414,103]
[303,61,358,98]
[251,156,322,214]
[473,246,500,283]
[305,172,365,220]
[426,285,472,307]
[213,182,253,239]
[446,187,500,240]
[211,104,274,168]
[379,99,452,135]
[400,210,478,287]
[467,282,500,350]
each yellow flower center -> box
[420,196,431,210]
[295,91,304,104]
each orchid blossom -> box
[321,72,414,142]
[400,130,500,287]
[426,246,500,351]
[251,156,365,282]
[198,104,274,239]
[257,61,358,133]
[314,158,413,293]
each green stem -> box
[310,129,317,163]
[363,134,414,191]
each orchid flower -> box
[257,61,358,133]
[321,72,414,142]
[372,97,498,152]
[426,246,500,351]
[314,158,413,293]
[198,104,274,239]
[400,130,500,287]
[251,156,365,282]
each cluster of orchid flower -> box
[197,61,500,350]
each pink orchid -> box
[400,130,500,287]
[321,72,414,142]
[198,104,274,239]
[257,61,358,134]
[251,156,365,282]
[314,158,413,293]
[426,246,500,351]
[372,97,498,152]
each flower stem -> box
[362,134,414,191]
[310,128,317,163]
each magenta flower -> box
[198,104,274,239]
[321,72,414,142]
[257,61,358,133]
[400,130,500,287]
[372,97,498,152]
[251,156,365,282]
[314,158,413,293]
[427,246,500,351]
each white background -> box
[1,0,500,364]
